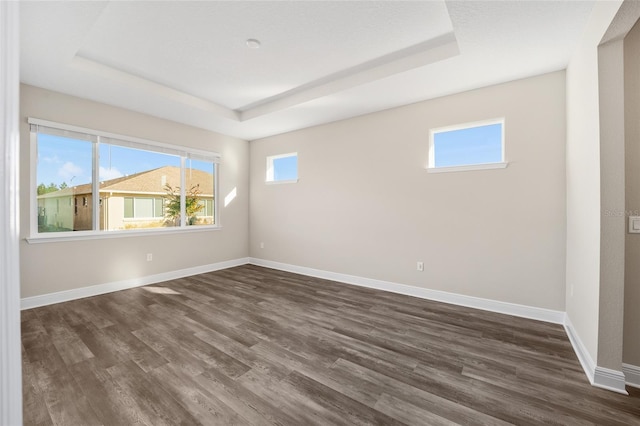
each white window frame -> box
[427,118,508,173]
[266,152,298,184]
[28,118,221,243]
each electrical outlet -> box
[146,253,153,261]
[260,242,265,249]
[417,261,424,272]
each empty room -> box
[2,0,640,425]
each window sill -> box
[426,162,508,174]
[26,224,222,244]
[266,179,299,185]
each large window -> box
[428,119,507,172]
[30,118,220,239]
[266,152,298,183]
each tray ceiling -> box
[20,1,595,140]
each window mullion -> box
[214,164,220,226]
[93,137,100,231]
[30,132,38,236]
[180,157,186,227]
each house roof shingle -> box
[51,166,214,197]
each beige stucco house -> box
[37,166,214,232]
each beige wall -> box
[625,19,640,367]
[20,84,249,298]
[250,72,567,310]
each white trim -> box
[30,129,38,239]
[248,258,565,324]
[180,156,186,226]
[21,257,250,310]
[594,366,628,395]
[0,2,22,424]
[92,135,100,230]
[28,117,221,161]
[266,179,299,185]
[70,55,239,122]
[214,162,220,227]
[563,315,628,394]
[563,315,596,384]
[26,223,222,244]
[622,363,640,389]
[426,162,508,173]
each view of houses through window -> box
[33,121,219,235]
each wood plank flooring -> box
[22,265,640,425]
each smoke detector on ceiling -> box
[246,39,261,49]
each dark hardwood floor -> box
[22,264,640,425]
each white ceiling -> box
[20,1,595,141]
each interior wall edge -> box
[0,2,22,425]
[564,314,597,385]
[564,314,628,394]
[20,257,250,310]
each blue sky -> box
[273,155,298,181]
[433,123,502,167]
[37,134,212,187]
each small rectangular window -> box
[266,152,298,183]
[428,119,507,173]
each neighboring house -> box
[37,187,75,231]
[37,166,214,232]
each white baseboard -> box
[623,363,640,389]
[563,315,596,384]
[594,367,628,395]
[248,257,565,324]
[21,257,250,310]
[564,315,628,395]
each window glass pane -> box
[185,159,215,226]
[135,198,154,218]
[433,123,502,167]
[99,144,180,230]
[124,198,133,218]
[273,155,297,181]
[36,134,93,233]
[154,198,164,218]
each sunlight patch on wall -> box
[225,187,237,207]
